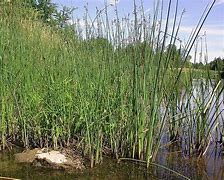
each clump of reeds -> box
[0,0,222,171]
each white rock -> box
[36,151,67,164]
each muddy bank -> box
[14,148,85,171]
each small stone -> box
[15,148,40,163]
[36,151,68,164]
[14,148,85,170]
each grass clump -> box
[0,0,223,171]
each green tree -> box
[208,57,224,71]
[55,6,76,28]
[20,0,74,27]
[29,0,57,24]
[165,44,181,68]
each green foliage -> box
[8,0,74,27]
[55,6,76,28]
[0,0,222,170]
[192,62,205,69]
[23,0,57,24]
[165,44,181,67]
[208,57,224,71]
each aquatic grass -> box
[0,0,222,172]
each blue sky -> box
[52,0,224,62]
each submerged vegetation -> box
[0,0,223,172]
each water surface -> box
[1,147,224,180]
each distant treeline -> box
[192,57,224,72]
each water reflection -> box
[1,147,224,179]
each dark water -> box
[0,147,224,180]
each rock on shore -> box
[15,148,85,170]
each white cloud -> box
[214,0,224,6]
[107,0,120,6]
[179,25,224,37]
[178,24,224,61]
[145,8,151,14]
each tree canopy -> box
[15,0,74,27]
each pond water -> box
[0,146,224,180]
